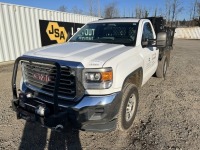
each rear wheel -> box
[117,83,139,131]
[156,56,168,78]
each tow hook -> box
[35,105,49,117]
[52,124,64,132]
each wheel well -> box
[123,68,143,88]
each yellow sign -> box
[46,22,68,44]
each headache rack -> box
[98,17,176,50]
[147,17,176,50]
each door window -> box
[142,22,154,42]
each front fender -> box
[104,52,144,91]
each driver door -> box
[141,22,159,83]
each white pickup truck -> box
[11,18,174,132]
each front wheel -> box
[117,83,139,131]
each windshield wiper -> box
[97,37,115,40]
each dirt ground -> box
[0,39,200,150]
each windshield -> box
[70,22,138,46]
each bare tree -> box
[197,2,200,26]
[198,3,200,17]
[87,0,100,16]
[135,6,149,18]
[189,3,194,22]
[71,6,83,14]
[144,10,149,18]
[104,2,119,18]
[192,0,198,19]
[88,0,93,15]
[87,0,98,16]
[171,0,183,27]
[97,0,101,17]
[135,5,142,18]
[198,2,200,16]
[165,0,171,25]
[57,5,67,12]
[143,7,150,18]
[188,0,198,26]
[154,6,158,17]
[123,8,126,17]
[158,8,164,17]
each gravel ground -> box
[0,39,200,150]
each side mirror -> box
[156,32,167,48]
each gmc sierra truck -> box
[11,17,175,132]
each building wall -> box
[0,2,100,62]
[175,27,200,40]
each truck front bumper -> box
[11,56,122,132]
[72,92,122,132]
[12,92,122,132]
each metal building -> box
[0,2,100,63]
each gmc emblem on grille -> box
[33,73,52,82]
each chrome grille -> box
[22,61,76,100]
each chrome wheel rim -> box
[125,94,136,122]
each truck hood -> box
[25,42,133,68]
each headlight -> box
[83,68,113,89]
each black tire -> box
[117,83,139,131]
[156,56,168,78]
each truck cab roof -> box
[90,18,142,24]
